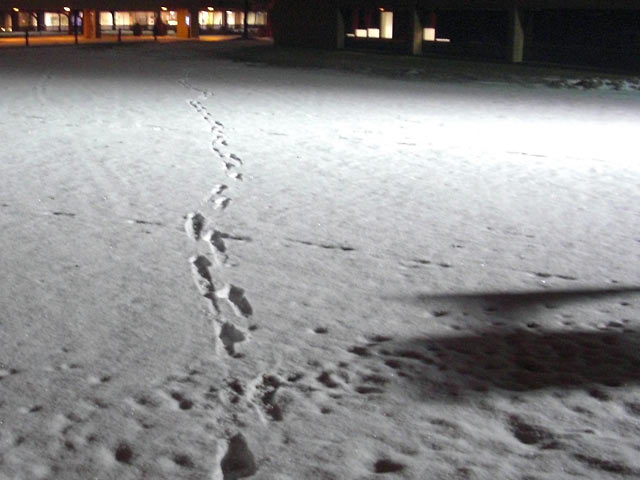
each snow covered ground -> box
[1,41,639,480]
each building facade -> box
[0,1,272,38]
[270,0,640,69]
[1,1,639,69]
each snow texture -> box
[1,41,639,480]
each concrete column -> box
[508,4,524,63]
[11,11,19,31]
[95,10,101,38]
[189,9,199,38]
[36,11,45,31]
[243,0,249,39]
[265,8,272,37]
[336,8,345,49]
[83,9,97,38]
[176,9,189,38]
[3,12,11,31]
[411,9,422,55]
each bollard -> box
[25,29,29,47]
[118,28,122,43]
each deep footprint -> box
[204,229,227,256]
[214,197,231,211]
[374,459,405,474]
[184,212,206,240]
[190,255,215,296]
[217,284,253,318]
[254,375,284,421]
[114,442,134,464]
[220,433,257,480]
[219,322,247,356]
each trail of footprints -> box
[181,80,253,358]
[179,78,258,477]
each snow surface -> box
[1,41,640,480]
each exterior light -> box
[207,7,214,11]
[161,6,168,11]
[12,7,19,11]
[63,6,71,12]
[379,7,384,11]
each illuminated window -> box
[423,27,435,41]
[255,12,267,26]
[348,9,392,39]
[114,12,130,27]
[367,28,380,38]
[199,11,214,26]
[99,12,112,27]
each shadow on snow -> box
[378,286,640,400]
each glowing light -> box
[367,28,380,39]
[436,38,450,43]
[12,7,19,12]
[355,28,367,38]
[423,27,435,41]
[380,11,393,39]
[161,6,168,11]
[379,7,384,11]
[207,7,214,11]
[63,6,71,12]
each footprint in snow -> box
[213,197,231,211]
[170,391,194,411]
[205,185,228,203]
[220,433,257,479]
[114,442,134,464]
[374,459,405,474]
[184,212,205,240]
[203,229,227,254]
[219,322,248,356]
[189,255,215,296]
[211,184,228,195]
[249,374,284,421]
[212,145,224,156]
[203,230,228,265]
[227,172,243,181]
[216,284,253,318]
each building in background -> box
[1,1,638,70]
[0,1,272,37]
[270,0,640,70]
